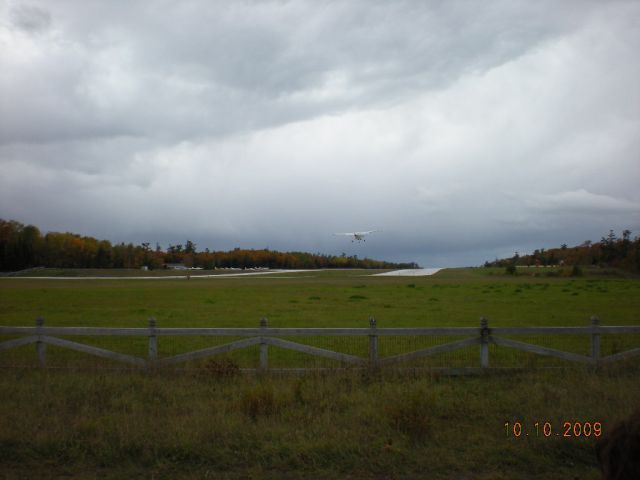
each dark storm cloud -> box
[9,3,50,33]
[1,0,639,266]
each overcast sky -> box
[1,0,639,267]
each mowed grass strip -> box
[2,268,639,327]
[1,268,639,368]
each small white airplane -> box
[333,230,378,242]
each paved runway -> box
[5,270,313,280]
[372,268,442,276]
[4,268,444,280]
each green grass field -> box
[3,267,639,329]
[1,267,639,369]
[1,267,639,478]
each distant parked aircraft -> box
[333,230,378,242]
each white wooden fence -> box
[1,316,639,370]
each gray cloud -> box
[1,0,639,267]
[8,3,51,33]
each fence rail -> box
[1,316,639,371]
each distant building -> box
[165,263,188,270]
[165,263,203,270]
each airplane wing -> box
[334,231,379,236]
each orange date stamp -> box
[505,420,602,438]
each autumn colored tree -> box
[485,229,639,273]
[0,218,417,272]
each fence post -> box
[368,316,378,368]
[148,317,158,366]
[480,317,489,368]
[260,317,269,371]
[591,315,600,366]
[36,316,46,368]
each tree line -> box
[0,219,418,272]
[484,229,640,273]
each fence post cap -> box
[480,316,488,328]
[260,317,268,328]
[369,316,376,328]
[591,315,600,325]
[148,317,157,328]
[36,317,44,327]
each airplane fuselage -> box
[334,230,377,242]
